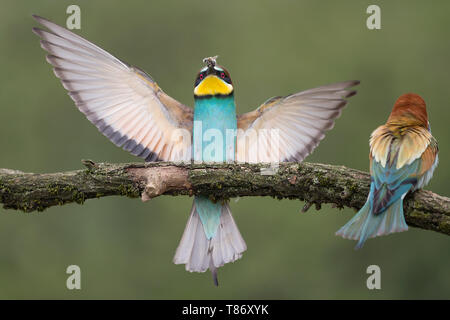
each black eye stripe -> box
[194,70,232,86]
[214,70,232,84]
[194,71,207,87]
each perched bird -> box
[336,93,438,249]
[32,15,359,285]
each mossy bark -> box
[0,161,449,236]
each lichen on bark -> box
[0,161,449,237]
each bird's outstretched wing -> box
[32,15,193,162]
[236,81,359,162]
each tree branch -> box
[1,161,449,236]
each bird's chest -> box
[193,97,237,162]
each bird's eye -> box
[220,72,225,79]
[199,74,204,80]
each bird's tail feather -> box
[336,196,408,249]
[173,200,247,285]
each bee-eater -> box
[33,15,359,285]
[336,93,438,249]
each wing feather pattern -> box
[32,15,193,162]
[236,81,359,162]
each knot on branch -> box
[127,166,192,202]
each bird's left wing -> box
[32,15,193,162]
[236,81,359,162]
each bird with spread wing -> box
[33,15,359,285]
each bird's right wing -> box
[33,15,193,162]
[236,81,359,163]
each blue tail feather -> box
[173,196,247,285]
[195,196,222,239]
[336,194,408,249]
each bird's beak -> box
[206,66,215,76]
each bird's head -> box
[387,93,429,127]
[194,56,233,98]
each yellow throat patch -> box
[194,75,233,96]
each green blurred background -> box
[0,0,449,299]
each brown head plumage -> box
[387,93,428,127]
